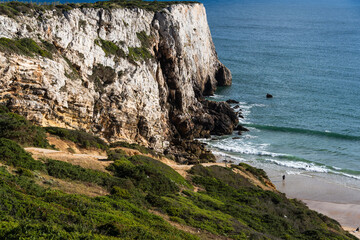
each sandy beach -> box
[268,172,360,238]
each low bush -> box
[0,38,52,58]
[110,141,158,157]
[0,110,50,148]
[128,46,152,62]
[108,156,180,196]
[45,159,119,190]
[234,162,269,181]
[95,38,126,58]
[107,149,128,161]
[45,127,108,150]
[0,138,44,171]
[0,166,197,239]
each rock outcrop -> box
[0,2,237,159]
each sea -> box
[200,0,360,190]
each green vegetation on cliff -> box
[0,108,356,239]
[0,37,53,58]
[0,0,199,19]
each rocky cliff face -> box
[0,2,237,160]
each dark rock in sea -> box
[266,93,273,98]
[237,125,250,135]
[232,137,241,140]
[235,124,249,132]
[226,99,239,104]
[201,100,239,136]
[233,105,240,109]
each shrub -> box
[107,149,128,161]
[0,138,44,170]
[110,141,158,157]
[45,159,119,189]
[16,168,34,178]
[235,162,269,181]
[136,31,151,48]
[107,155,194,195]
[95,38,126,58]
[128,46,152,62]
[0,111,50,148]
[44,127,108,150]
[0,38,52,58]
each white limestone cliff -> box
[0,3,234,154]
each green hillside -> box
[0,106,356,239]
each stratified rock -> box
[266,93,273,98]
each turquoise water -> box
[202,0,360,182]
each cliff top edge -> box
[0,0,201,17]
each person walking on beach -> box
[282,175,286,181]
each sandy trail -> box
[25,147,111,172]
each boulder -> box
[226,99,239,104]
[266,93,273,98]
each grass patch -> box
[0,109,50,148]
[128,46,152,63]
[0,37,52,58]
[45,127,108,151]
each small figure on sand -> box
[355,227,359,232]
[282,175,286,181]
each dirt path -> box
[25,147,111,172]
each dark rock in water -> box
[226,99,239,104]
[266,93,273,98]
[232,137,241,140]
[233,105,240,109]
[201,100,239,136]
[237,112,244,118]
[235,125,249,132]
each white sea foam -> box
[205,138,285,157]
[264,158,329,173]
[209,94,225,99]
[250,103,266,107]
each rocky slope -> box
[0,1,237,161]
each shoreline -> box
[268,168,360,238]
[215,154,360,238]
